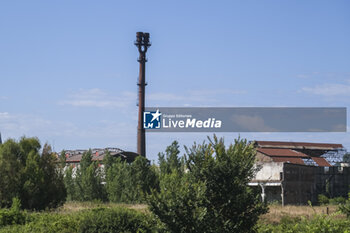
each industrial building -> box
[249,141,349,205]
[64,148,138,167]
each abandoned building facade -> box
[249,141,350,205]
[61,141,349,206]
[63,148,138,170]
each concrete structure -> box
[249,141,349,205]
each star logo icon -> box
[144,109,162,129]
[150,109,162,122]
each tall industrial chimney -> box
[135,32,151,157]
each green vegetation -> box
[318,194,347,206]
[64,150,107,202]
[258,214,350,233]
[3,135,349,232]
[148,136,267,233]
[0,206,159,233]
[318,194,330,205]
[0,137,66,210]
[105,155,159,203]
[1,203,350,233]
[0,198,25,227]
[339,193,350,217]
[64,149,159,204]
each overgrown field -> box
[261,204,345,224]
[1,136,350,232]
[258,204,350,232]
[0,203,161,233]
[1,203,350,233]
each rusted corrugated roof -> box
[311,157,331,167]
[256,141,343,150]
[257,148,308,157]
[271,157,305,165]
[64,149,138,164]
[257,148,332,167]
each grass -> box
[1,202,348,232]
[59,201,346,224]
[260,204,346,224]
[56,201,148,214]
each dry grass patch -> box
[260,204,346,224]
[58,202,347,225]
[57,201,148,214]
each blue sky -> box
[0,1,349,162]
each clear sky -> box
[1,1,349,162]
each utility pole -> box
[135,32,151,157]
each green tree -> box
[102,150,114,171]
[131,156,159,196]
[21,150,44,209]
[105,156,159,203]
[148,136,267,233]
[0,139,23,207]
[64,166,77,201]
[73,150,106,201]
[149,171,207,233]
[106,157,130,202]
[158,141,183,176]
[58,150,66,172]
[0,137,66,210]
[39,144,66,209]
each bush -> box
[71,150,107,202]
[148,136,268,233]
[0,207,159,233]
[329,196,346,205]
[0,138,66,210]
[10,212,80,233]
[0,198,26,227]
[318,194,329,205]
[339,193,350,217]
[148,171,208,233]
[78,207,157,233]
[257,214,350,232]
[105,156,159,203]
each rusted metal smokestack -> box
[135,32,151,157]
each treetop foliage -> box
[0,137,66,210]
[148,135,267,233]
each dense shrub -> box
[339,193,350,217]
[148,136,267,233]
[65,150,107,202]
[0,207,159,233]
[318,194,347,206]
[78,207,157,233]
[0,198,26,227]
[0,137,66,210]
[329,196,347,205]
[318,194,329,205]
[64,150,159,204]
[105,156,159,203]
[258,214,350,233]
[158,141,184,176]
[16,212,80,233]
